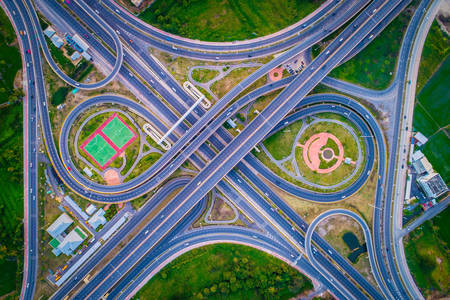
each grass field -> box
[405,208,449,298]
[413,56,450,183]
[140,0,324,42]
[263,120,303,160]
[134,243,313,300]
[0,9,22,105]
[416,20,450,91]
[0,104,23,297]
[0,9,23,296]
[191,68,219,83]
[329,1,418,90]
[211,67,259,98]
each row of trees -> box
[158,248,311,299]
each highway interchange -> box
[0,0,442,299]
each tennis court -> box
[83,134,116,167]
[101,115,135,149]
[80,112,138,170]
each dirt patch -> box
[210,197,235,221]
[104,169,121,185]
[13,69,23,90]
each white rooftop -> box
[412,150,424,162]
[85,204,97,216]
[88,208,107,230]
[44,26,56,38]
[72,34,89,52]
[46,213,73,238]
[414,132,428,145]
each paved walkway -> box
[260,117,362,190]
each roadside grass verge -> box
[134,243,313,300]
[329,1,419,90]
[0,9,22,105]
[139,0,324,42]
[0,104,23,298]
[416,20,450,91]
[413,56,450,183]
[191,68,219,83]
[263,120,303,160]
[405,208,449,298]
[211,67,259,99]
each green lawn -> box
[263,120,303,160]
[416,20,450,91]
[329,0,418,90]
[134,243,313,300]
[413,56,450,136]
[0,260,17,296]
[0,104,23,297]
[413,56,450,183]
[191,68,219,83]
[405,208,450,298]
[0,9,22,105]
[140,0,324,42]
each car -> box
[67,166,71,171]
[27,49,31,54]
[83,34,89,38]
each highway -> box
[22,0,123,89]
[0,1,41,299]
[100,0,338,52]
[1,0,436,298]
[33,0,369,201]
[305,209,390,299]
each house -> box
[72,34,89,52]
[51,34,64,48]
[70,52,81,61]
[88,208,107,230]
[412,156,433,174]
[83,167,93,178]
[53,227,87,256]
[43,26,56,38]
[417,172,448,199]
[46,213,73,238]
[226,119,237,128]
[411,150,424,162]
[82,51,92,61]
[85,204,97,216]
[414,132,428,146]
[64,195,89,220]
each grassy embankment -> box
[0,8,23,298]
[134,243,313,300]
[329,1,419,90]
[0,9,22,105]
[412,21,449,183]
[405,208,449,298]
[191,68,219,83]
[140,0,324,42]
